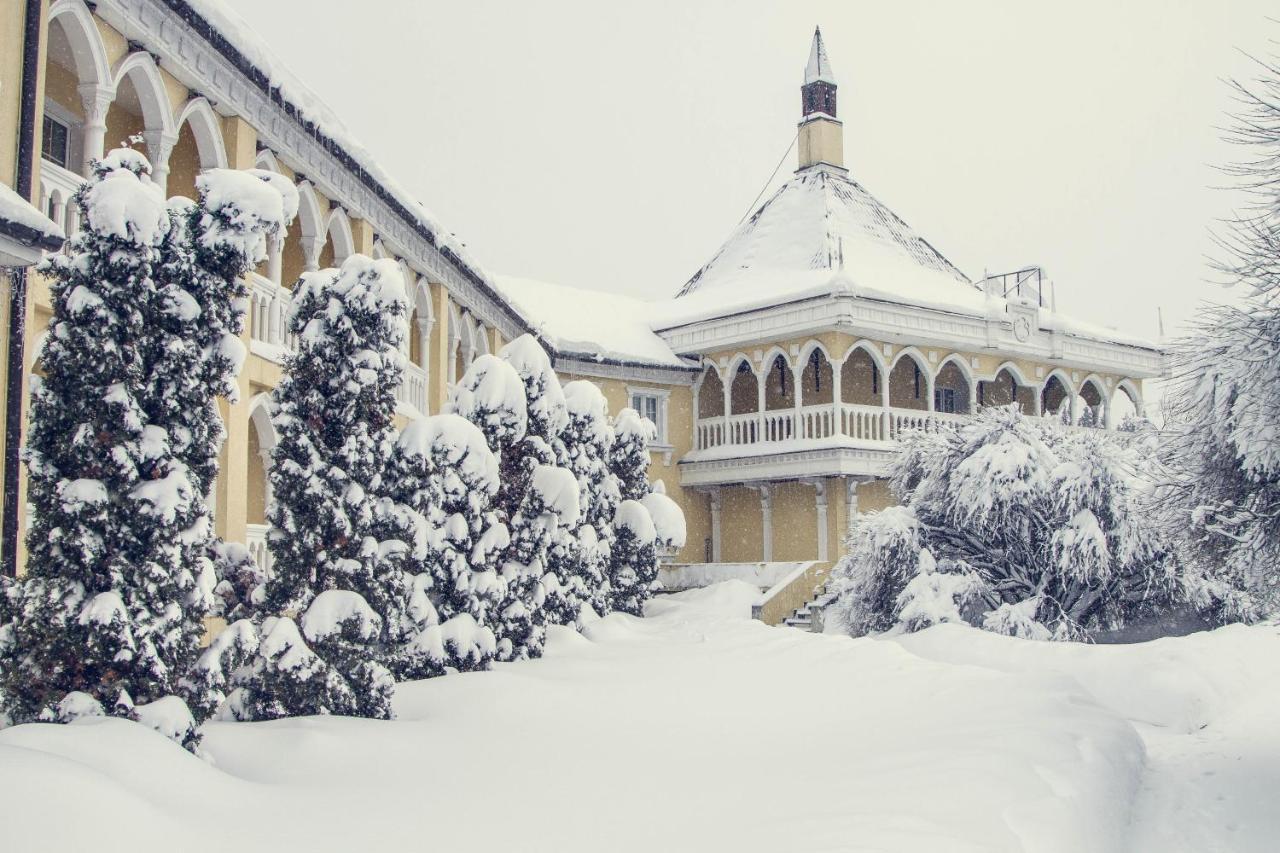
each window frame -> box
[626,385,671,449]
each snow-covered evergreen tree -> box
[608,499,659,616]
[381,414,504,676]
[0,151,291,746]
[1156,56,1280,620]
[246,255,409,719]
[609,407,656,502]
[450,337,578,659]
[550,381,619,621]
[828,406,1180,640]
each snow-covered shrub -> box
[381,414,504,676]
[641,487,687,555]
[450,335,580,660]
[609,499,659,616]
[251,255,409,717]
[609,407,656,502]
[0,151,292,746]
[550,380,620,621]
[829,406,1180,640]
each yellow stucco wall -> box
[719,486,764,564]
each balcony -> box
[683,343,1123,487]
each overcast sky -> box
[223,0,1275,343]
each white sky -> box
[222,0,1275,343]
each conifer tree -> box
[609,499,659,616]
[381,414,505,676]
[245,255,409,719]
[610,407,656,502]
[451,337,579,658]
[551,381,619,620]
[0,151,286,744]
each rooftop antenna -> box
[1157,306,1166,340]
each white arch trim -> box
[326,207,355,264]
[175,98,228,169]
[984,360,1034,389]
[48,0,111,90]
[111,52,176,136]
[248,393,278,451]
[838,340,889,377]
[295,182,324,241]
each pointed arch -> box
[174,98,228,169]
[888,347,932,411]
[48,0,111,91]
[934,354,975,414]
[839,340,886,407]
[254,149,282,172]
[696,364,725,419]
[980,361,1034,413]
[797,340,834,406]
[1041,369,1074,419]
[371,240,388,260]
[727,354,760,416]
[761,346,794,412]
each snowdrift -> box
[2,582,1276,853]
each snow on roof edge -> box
[0,183,64,252]
[173,0,528,334]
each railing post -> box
[831,363,843,438]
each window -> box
[935,387,957,414]
[42,114,70,168]
[628,388,670,446]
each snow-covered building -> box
[0,7,1162,620]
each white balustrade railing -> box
[694,403,980,452]
[247,273,298,353]
[398,362,428,414]
[37,159,84,242]
[246,523,272,575]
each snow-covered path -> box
[1,583,1276,853]
[1128,695,1280,853]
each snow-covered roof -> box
[174,0,520,325]
[662,165,979,326]
[0,182,64,256]
[492,275,692,369]
[805,27,836,85]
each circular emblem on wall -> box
[1013,316,1032,342]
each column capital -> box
[77,83,115,125]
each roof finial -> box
[805,26,836,86]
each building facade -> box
[0,7,1163,615]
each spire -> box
[798,27,843,170]
[804,26,836,86]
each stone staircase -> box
[781,583,838,632]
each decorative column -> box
[845,477,861,538]
[301,235,324,272]
[259,445,274,517]
[791,362,803,439]
[758,484,773,562]
[721,378,732,446]
[709,487,723,562]
[78,83,114,177]
[830,361,843,438]
[266,232,284,284]
[417,318,435,412]
[755,369,765,445]
[141,130,179,196]
[1032,382,1043,417]
[806,479,829,561]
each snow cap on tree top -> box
[82,149,168,246]
[450,354,529,444]
[397,413,501,494]
[196,168,300,263]
[500,333,568,437]
[531,464,581,527]
[641,491,686,550]
[616,499,657,545]
[613,407,658,443]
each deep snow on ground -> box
[2,582,1277,853]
